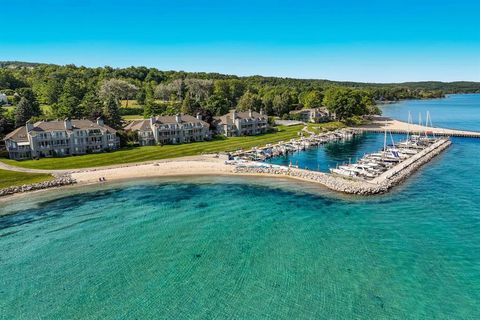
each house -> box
[0,93,8,105]
[290,107,332,123]
[4,118,119,160]
[214,110,269,137]
[123,113,211,146]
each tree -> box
[300,90,323,109]
[323,87,372,120]
[39,77,63,105]
[103,96,122,129]
[15,97,36,127]
[13,88,41,127]
[81,91,104,120]
[99,79,138,106]
[55,95,81,119]
[136,87,147,105]
[0,107,10,137]
[205,95,230,116]
[272,92,294,116]
[237,91,263,111]
[52,78,85,119]
[181,97,200,115]
[185,79,213,101]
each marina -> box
[230,113,453,195]
[229,128,359,162]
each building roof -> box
[124,120,152,131]
[123,114,208,131]
[4,126,28,142]
[214,110,267,125]
[4,119,117,142]
[31,119,116,133]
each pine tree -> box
[103,96,122,129]
[15,97,37,127]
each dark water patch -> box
[195,202,209,209]
[0,230,19,238]
[46,217,100,234]
[372,294,385,309]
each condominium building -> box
[214,110,269,137]
[123,114,211,146]
[289,107,332,123]
[4,118,119,160]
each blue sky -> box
[2,0,479,82]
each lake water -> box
[267,132,405,172]
[380,93,480,131]
[1,94,479,319]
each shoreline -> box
[0,137,452,202]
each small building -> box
[4,118,119,160]
[0,93,8,105]
[123,114,211,146]
[214,110,269,137]
[290,107,332,123]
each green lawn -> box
[307,121,345,133]
[0,169,54,189]
[1,105,14,112]
[122,114,144,120]
[1,125,305,170]
[120,100,142,108]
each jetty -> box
[232,133,452,195]
[356,116,480,138]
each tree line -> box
[1,62,478,139]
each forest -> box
[1,61,479,138]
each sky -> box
[1,0,479,82]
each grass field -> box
[307,121,345,133]
[1,105,14,112]
[0,169,54,189]
[120,100,143,108]
[122,114,144,120]
[1,125,304,170]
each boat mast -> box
[407,111,412,141]
[427,111,435,139]
[418,112,423,137]
[383,128,387,152]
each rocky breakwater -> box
[234,138,451,195]
[370,138,452,188]
[234,165,388,195]
[0,174,77,197]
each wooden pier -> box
[355,116,480,138]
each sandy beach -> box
[70,155,236,185]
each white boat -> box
[330,168,357,177]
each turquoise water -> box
[267,132,405,172]
[380,93,480,131]
[1,95,480,319]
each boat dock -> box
[355,116,480,138]
[232,136,452,195]
[229,128,359,161]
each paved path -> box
[0,161,59,174]
[355,116,480,138]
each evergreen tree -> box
[103,96,122,129]
[136,87,147,105]
[15,97,35,127]
[81,91,104,120]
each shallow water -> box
[380,93,480,131]
[1,95,480,319]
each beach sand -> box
[70,155,236,185]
